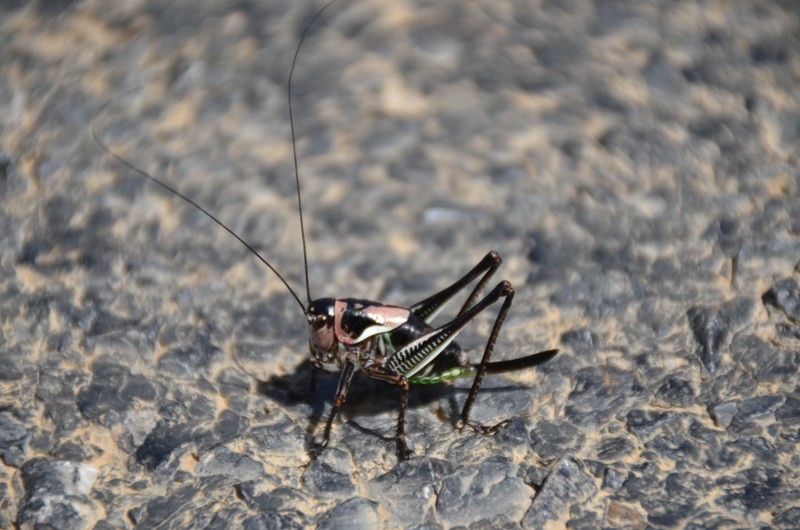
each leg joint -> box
[487,250,503,265]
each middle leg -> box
[363,364,413,459]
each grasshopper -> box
[94,1,557,461]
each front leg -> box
[309,358,356,460]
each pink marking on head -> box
[310,320,334,351]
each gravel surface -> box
[1,0,799,528]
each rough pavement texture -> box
[1,0,799,528]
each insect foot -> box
[308,440,328,461]
[396,435,414,461]
[456,418,511,435]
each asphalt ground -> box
[1,0,799,528]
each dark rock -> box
[776,391,800,425]
[687,297,755,372]
[120,375,158,403]
[529,420,584,460]
[196,447,264,481]
[36,368,86,434]
[520,465,550,491]
[726,436,779,464]
[205,506,250,530]
[92,521,121,530]
[683,516,744,530]
[134,423,193,471]
[53,440,93,461]
[0,346,26,382]
[774,507,800,527]
[522,457,596,529]
[602,467,626,490]
[762,278,800,322]
[564,366,644,428]
[317,497,380,530]
[18,458,99,528]
[213,409,248,441]
[626,409,677,441]
[687,421,720,449]
[644,51,687,95]
[646,433,699,462]
[646,500,696,527]
[437,456,531,527]
[664,472,710,503]
[128,485,199,527]
[656,376,696,406]
[157,337,224,378]
[704,444,744,471]
[248,417,306,455]
[76,361,133,420]
[3,444,25,467]
[0,410,28,459]
[558,328,596,353]
[301,461,356,499]
[776,322,800,341]
[719,468,788,513]
[242,511,305,530]
[567,509,601,529]
[710,401,738,428]
[619,462,662,503]
[731,396,786,431]
[730,333,795,382]
[449,375,537,427]
[583,459,607,479]
[237,485,308,513]
[594,437,634,461]
[495,416,530,445]
[368,458,453,522]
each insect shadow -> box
[257,357,538,454]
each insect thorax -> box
[307,298,423,371]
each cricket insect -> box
[93,1,558,461]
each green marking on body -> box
[408,367,474,385]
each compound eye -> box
[312,314,328,329]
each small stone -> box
[301,461,356,499]
[529,420,584,460]
[522,457,597,529]
[196,447,264,481]
[317,497,380,530]
[710,401,738,428]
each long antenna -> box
[93,3,341,315]
[92,93,308,314]
[289,0,338,305]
